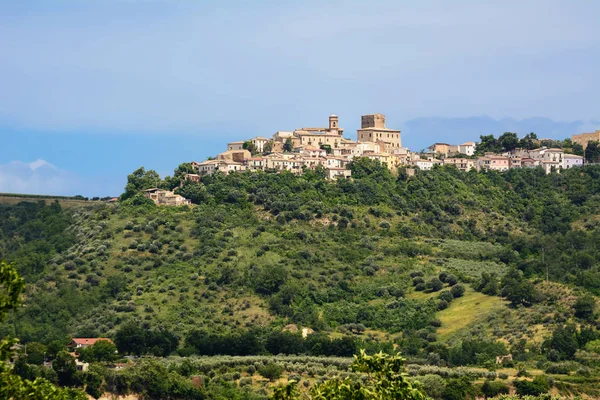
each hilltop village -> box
[142,113,596,205]
[190,113,588,178]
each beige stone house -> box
[194,159,245,176]
[217,149,251,163]
[247,157,266,171]
[428,143,459,157]
[326,167,352,179]
[227,141,245,151]
[184,174,201,183]
[443,158,476,171]
[541,160,560,174]
[293,145,327,158]
[365,153,397,170]
[143,188,191,206]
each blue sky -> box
[1,0,599,196]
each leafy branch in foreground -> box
[271,349,428,400]
[0,261,86,400]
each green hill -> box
[2,161,600,398]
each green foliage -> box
[121,192,156,209]
[584,141,600,163]
[0,201,73,279]
[0,261,24,320]
[498,132,519,152]
[120,167,162,201]
[283,138,293,152]
[441,376,476,400]
[127,359,204,400]
[175,181,208,204]
[475,272,499,296]
[426,277,443,292]
[347,157,392,181]
[438,290,454,303]
[0,262,86,399]
[115,323,179,356]
[243,141,258,155]
[520,132,538,150]
[252,264,288,295]
[78,340,118,363]
[263,140,274,154]
[501,268,540,307]
[414,374,445,399]
[573,294,596,321]
[320,144,333,154]
[449,339,507,366]
[450,284,465,298]
[163,163,197,190]
[481,379,510,397]
[4,163,600,396]
[476,134,502,155]
[272,350,428,400]
[258,362,284,381]
[543,324,579,360]
[514,376,551,396]
[24,342,47,365]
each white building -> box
[459,142,476,156]
[563,154,584,169]
[251,137,270,153]
[414,160,433,170]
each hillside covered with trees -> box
[2,161,600,399]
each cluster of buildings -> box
[187,113,587,182]
[421,142,583,174]
[189,113,408,180]
[138,114,596,206]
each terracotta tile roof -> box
[71,338,114,346]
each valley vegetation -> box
[1,160,600,398]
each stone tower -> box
[357,113,402,150]
[361,113,386,129]
[329,114,340,134]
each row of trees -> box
[475,132,585,156]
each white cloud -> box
[0,159,81,196]
[28,159,55,171]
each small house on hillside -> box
[69,338,114,349]
[143,188,192,206]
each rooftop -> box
[71,338,114,346]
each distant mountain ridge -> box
[402,116,600,150]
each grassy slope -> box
[437,289,505,339]
[2,198,599,397]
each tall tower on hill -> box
[357,113,402,150]
[329,114,340,135]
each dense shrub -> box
[514,376,550,396]
[427,278,444,292]
[258,362,283,381]
[450,284,465,298]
